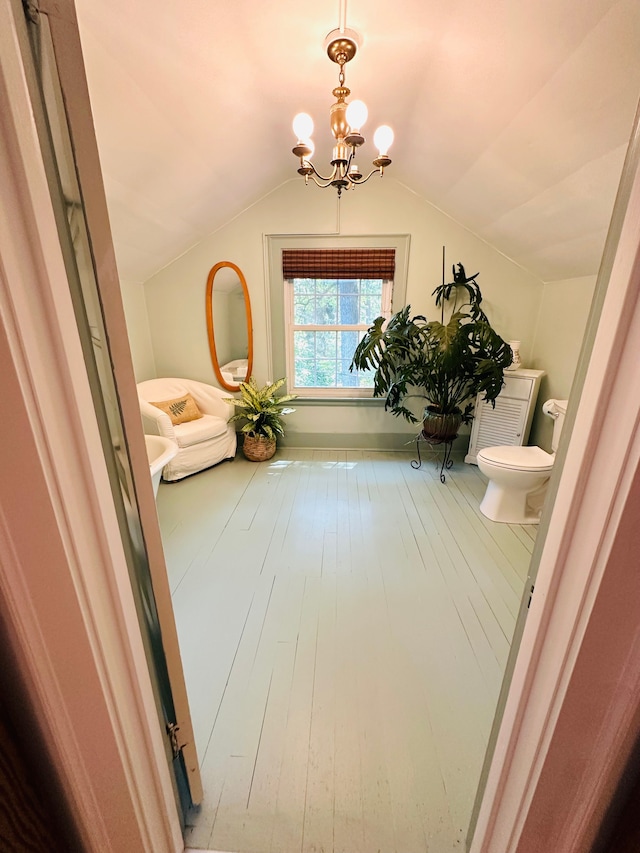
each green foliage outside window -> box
[292,277,386,389]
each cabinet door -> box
[469,396,529,458]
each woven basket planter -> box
[242,434,277,462]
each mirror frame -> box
[205,260,254,392]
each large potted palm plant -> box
[350,262,513,441]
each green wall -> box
[136,177,544,448]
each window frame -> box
[266,235,410,401]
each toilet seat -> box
[477,445,554,471]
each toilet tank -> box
[551,399,568,452]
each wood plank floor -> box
[156,448,535,853]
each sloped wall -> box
[119,280,156,381]
[141,177,544,447]
[528,275,598,450]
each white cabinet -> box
[465,368,545,464]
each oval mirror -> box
[206,261,254,392]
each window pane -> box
[337,358,358,388]
[337,290,359,324]
[294,330,316,360]
[337,278,359,295]
[358,372,375,388]
[315,278,337,295]
[295,361,316,387]
[315,359,337,387]
[294,294,316,324]
[337,329,361,359]
[316,331,337,358]
[315,295,337,324]
[361,279,384,295]
[360,294,383,324]
[293,278,315,295]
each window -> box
[283,248,395,397]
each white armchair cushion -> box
[172,414,228,448]
[183,380,230,419]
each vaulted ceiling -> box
[76,0,640,284]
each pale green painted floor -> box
[156,448,535,853]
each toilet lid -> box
[478,445,554,471]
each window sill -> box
[291,396,387,407]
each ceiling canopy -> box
[76,0,640,284]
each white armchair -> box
[137,377,236,482]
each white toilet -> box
[477,399,568,524]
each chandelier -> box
[291,25,394,197]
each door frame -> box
[470,99,640,851]
[3,0,640,849]
[0,0,187,849]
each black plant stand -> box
[411,433,456,483]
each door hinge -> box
[527,584,535,608]
[23,0,40,24]
[166,722,183,760]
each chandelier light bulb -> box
[293,112,314,142]
[303,139,315,161]
[373,124,394,155]
[346,99,368,131]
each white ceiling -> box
[76,0,640,284]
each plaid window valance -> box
[282,248,395,280]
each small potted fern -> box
[224,377,296,461]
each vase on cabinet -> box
[506,340,522,371]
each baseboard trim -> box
[279,432,471,453]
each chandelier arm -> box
[306,161,340,184]
[308,173,340,189]
[346,166,386,185]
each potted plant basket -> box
[224,377,296,461]
[350,260,513,443]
